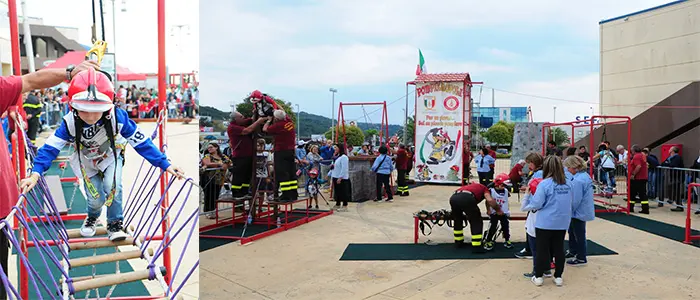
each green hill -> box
[200,106,403,138]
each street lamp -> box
[553,106,557,123]
[329,88,337,141]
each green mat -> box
[595,207,700,247]
[15,160,149,298]
[339,240,617,261]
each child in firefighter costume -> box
[249,90,279,121]
[20,67,185,241]
[483,173,513,250]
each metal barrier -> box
[649,166,700,211]
[685,183,700,244]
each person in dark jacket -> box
[691,150,700,215]
[642,148,660,201]
[22,91,42,144]
[661,146,684,212]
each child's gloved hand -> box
[166,166,185,180]
[19,173,41,194]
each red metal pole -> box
[589,119,594,179]
[462,81,466,186]
[156,0,172,287]
[626,119,631,215]
[8,0,29,297]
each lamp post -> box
[553,106,557,123]
[329,88,337,141]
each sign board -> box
[575,116,601,125]
[100,53,117,82]
[414,81,465,184]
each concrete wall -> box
[600,0,700,118]
[510,122,544,169]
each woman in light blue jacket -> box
[522,156,573,287]
[563,155,595,266]
[370,146,395,202]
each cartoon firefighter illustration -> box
[416,164,433,181]
[422,127,460,165]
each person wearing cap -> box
[263,109,298,201]
[20,67,185,242]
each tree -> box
[235,95,297,125]
[212,120,227,132]
[551,127,570,146]
[365,129,378,142]
[482,123,511,146]
[324,125,365,146]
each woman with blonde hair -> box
[522,156,573,287]
[563,155,594,266]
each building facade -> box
[592,0,699,163]
[472,106,528,129]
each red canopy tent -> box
[42,50,147,81]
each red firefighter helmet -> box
[493,173,511,186]
[68,68,114,112]
[308,168,319,178]
[528,178,543,195]
[250,90,263,102]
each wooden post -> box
[71,266,167,292]
[70,248,154,268]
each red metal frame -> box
[5,1,175,297]
[406,76,482,186]
[335,102,389,151]
[199,197,333,245]
[685,183,700,244]
[541,116,632,215]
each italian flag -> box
[416,49,426,75]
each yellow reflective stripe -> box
[455,236,465,241]
[280,180,297,186]
[472,234,482,240]
[23,103,42,109]
[641,201,649,204]
[454,230,463,234]
[230,185,242,189]
[241,183,250,187]
[280,186,298,191]
[472,241,482,246]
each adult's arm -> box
[521,182,548,211]
[21,60,100,94]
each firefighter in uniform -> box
[23,91,42,144]
[263,110,298,201]
[406,146,414,183]
[395,144,409,196]
[462,140,473,184]
[450,182,503,253]
[227,111,268,199]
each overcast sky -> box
[22,0,199,73]
[199,0,673,125]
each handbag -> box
[373,154,388,173]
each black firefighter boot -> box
[640,202,650,214]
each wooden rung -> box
[70,248,154,268]
[60,274,109,284]
[69,237,145,251]
[66,227,108,239]
[71,266,167,292]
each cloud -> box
[488,73,599,123]
[479,48,522,60]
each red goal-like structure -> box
[542,116,632,214]
[335,102,389,151]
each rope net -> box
[1,111,198,299]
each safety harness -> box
[414,209,453,236]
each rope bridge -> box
[2,111,198,299]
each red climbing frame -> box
[541,116,632,215]
[685,183,700,244]
[6,1,173,298]
[335,102,389,151]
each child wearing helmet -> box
[483,173,513,250]
[20,68,184,242]
[249,90,279,121]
